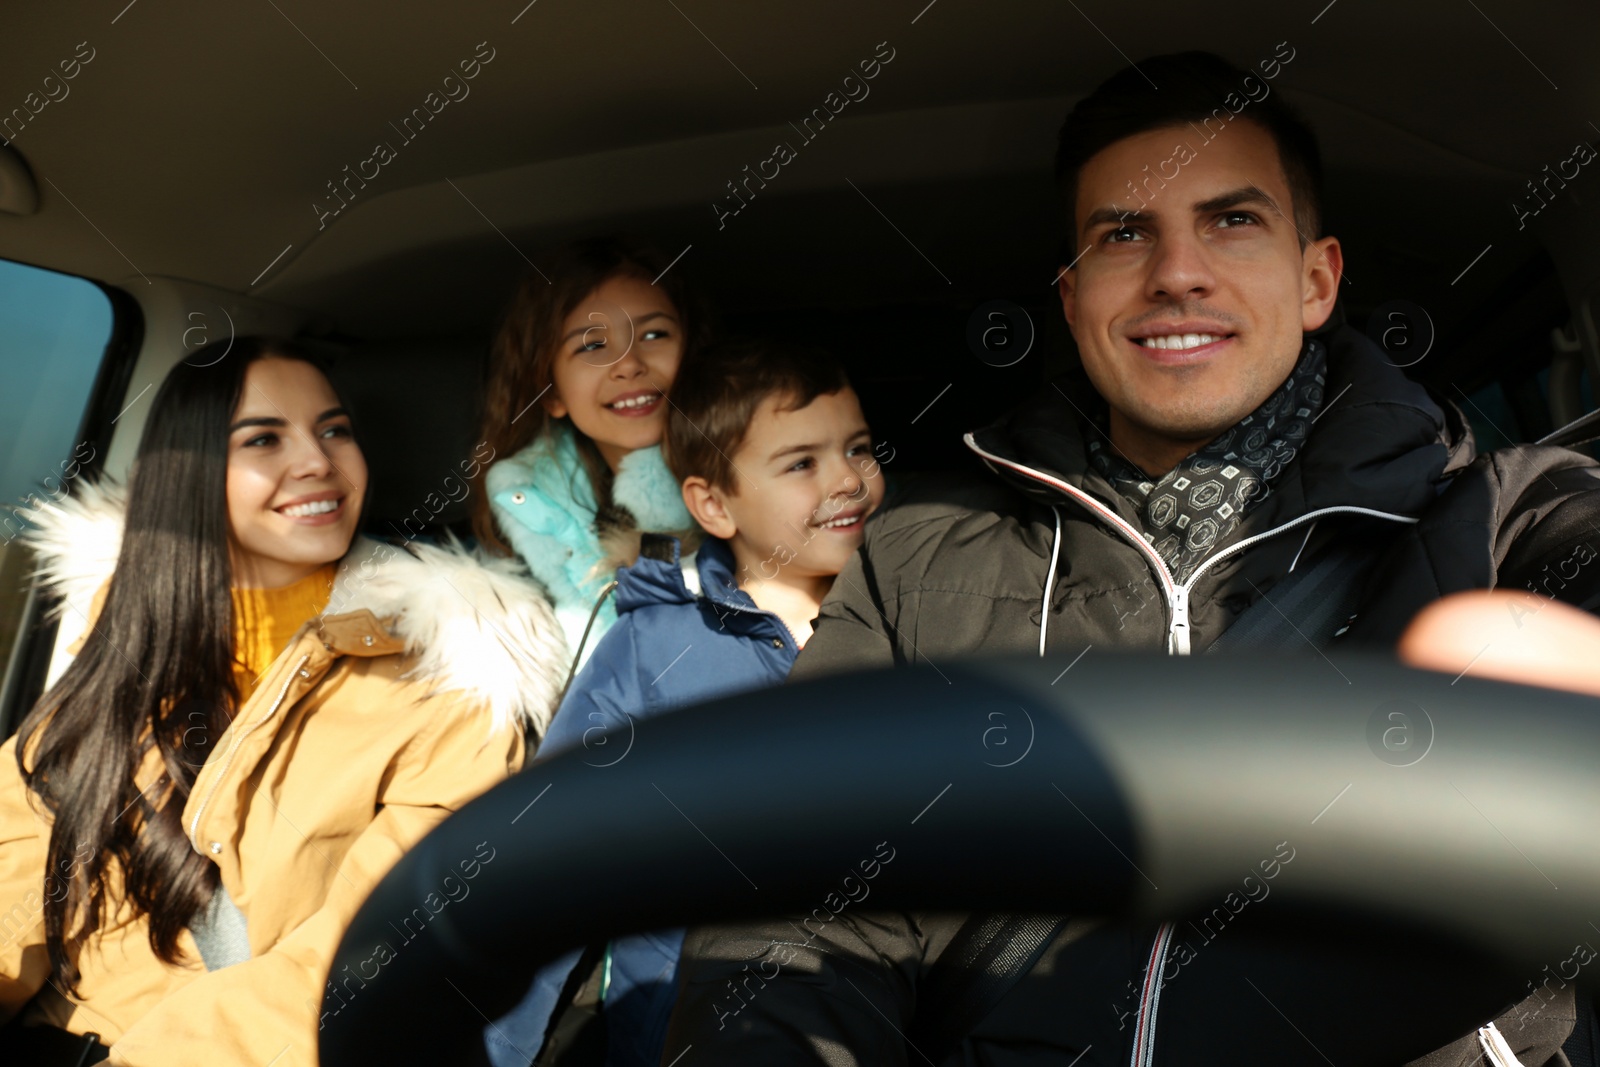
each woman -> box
[473,236,708,673]
[0,338,566,1066]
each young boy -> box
[485,338,887,1067]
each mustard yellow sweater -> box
[230,564,335,699]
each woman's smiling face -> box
[544,273,685,471]
[225,357,367,588]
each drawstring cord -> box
[1040,506,1063,657]
[1286,520,1318,573]
[558,580,619,705]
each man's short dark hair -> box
[665,337,851,493]
[1055,51,1323,248]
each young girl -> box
[0,339,566,1066]
[473,237,707,673]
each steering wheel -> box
[320,653,1600,1065]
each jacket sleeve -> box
[661,912,924,1067]
[0,736,52,1025]
[789,543,899,681]
[1349,447,1600,644]
[106,701,523,1067]
[1493,458,1600,613]
[536,616,647,762]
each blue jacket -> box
[486,423,694,669]
[486,535,796,1067]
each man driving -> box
[660,51,1599,1067]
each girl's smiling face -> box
[225,357,367,588]
[544,273,684,472]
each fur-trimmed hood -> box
[22,479,568,737]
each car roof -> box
[0,0,1592,342]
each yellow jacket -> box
[0,483,568,1066]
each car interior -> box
[1,0,1598,1059]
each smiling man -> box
[664,52,1600,1067]
[1068,125,1336,472]
[1054,112,1348,607]
[757,51,1464,667]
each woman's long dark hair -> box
[470,235,710,555]
[17,337,333,990]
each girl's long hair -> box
[470,236,709,555]
[17,337,334,990]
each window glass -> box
[0,260,115,682]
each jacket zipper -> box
[1167,504,1420,653]
[187,653,310,851]
[965,435,1421,1064]
[964,434,1418,655]
[965,436,1182,647]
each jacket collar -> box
[968,324,1473,528]
[485,421,694,534]
[613,535,763,617]
[24,480,567,736]
[484,423,696,609]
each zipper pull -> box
[1168,589,1192,656]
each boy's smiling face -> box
[686,387,884,585]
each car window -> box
[0,259,116,712]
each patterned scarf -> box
[1087,337,1328,583]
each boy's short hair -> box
[665,337,851,493]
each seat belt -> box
[904,913,1070,1065]
[1562,990,1599,1067]
[190,884,251,971]
[534,941,610,1067]
[1205,537,1393,654]
[1538,406,1600,450]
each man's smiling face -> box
[1059,120,1342,474]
